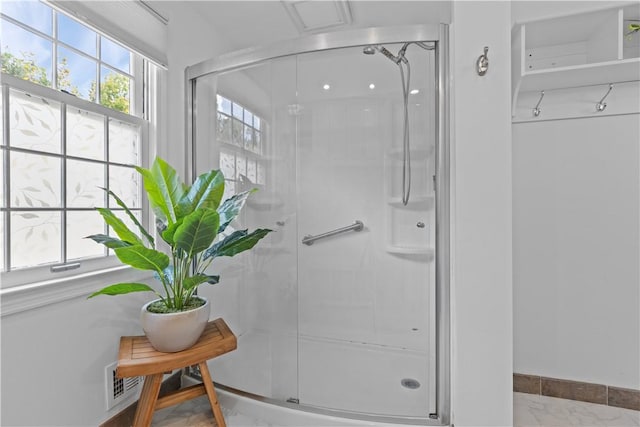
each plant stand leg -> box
[198,362,226,427]
[133,373,163,427]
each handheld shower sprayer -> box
[362,45,407,64]
[362,41,433,205]
[378,46,406,64]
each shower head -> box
[362,45,377,55]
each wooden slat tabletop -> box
[117,318,237,378]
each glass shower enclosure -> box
[186,25,449,425]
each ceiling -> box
[173,1,451,52]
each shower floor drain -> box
[401,378,421,389]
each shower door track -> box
[185,23,450,426]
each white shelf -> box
[519,58,640,92]
[387,195,434,208]
[386,246,434,256]
[512,5,640,113]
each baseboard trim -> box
[514,373,640,411]
[100,370,183,427]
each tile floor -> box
[152,395,259,427]
[152,392,640,427]
[514,392,640,426]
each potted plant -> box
[87,157,271,352]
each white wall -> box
[450,2,513,426]
[154,1,230,179]
[1,287,151,426]
[513,114,640,389]
[0,3,229,426]
[512,1,640,390]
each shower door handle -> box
[302,220,364,246]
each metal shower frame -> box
[184,23,450,426]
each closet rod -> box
[512,111,640,125]
[522,78,637,94]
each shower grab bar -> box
[302,220,364,246]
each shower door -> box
[294,45,436,418]
[188,28,444,422]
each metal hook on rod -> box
[533,90,544,117]
[596,84,613,112]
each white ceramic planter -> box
[140,297,210,352]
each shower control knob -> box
[416,221,425,228]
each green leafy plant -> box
[87,157,271,312]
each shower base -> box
[207,331,430,418]
[216,387,434,427]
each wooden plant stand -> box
[116,318,237,427]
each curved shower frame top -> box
[185,23,450,426]
[186,24,440,81]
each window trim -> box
[0,265,153,317]
[1,73,149,289]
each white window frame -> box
[1,2,142,116]
[0,73,150,290]
[0,2,164,316]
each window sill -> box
[0,266,153,317]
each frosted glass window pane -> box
[217,113,232,144]
[1,21,53,86]
[100,67,130,114]
[244,124,254,150]
[10,89,61,153]
[1,1,53,35]
[109,119,139,165]
[109,165,140,209]
[254,116,261,130]
[255,131,262,154]
[11,211,61,269]
[220,151,235,180]
[67,211,106,260]
[57,14,96,57]
[101,37,130,74]
[217,96,232,115]
[10,151,61,208]
[66,108,105,160]
[222,180,235,205]
[236,156,246,180]
[67,159,105,208]
[57,46,96,100]
[232,118,243,146]
[247,159,257,183]
[257,162,265,185]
